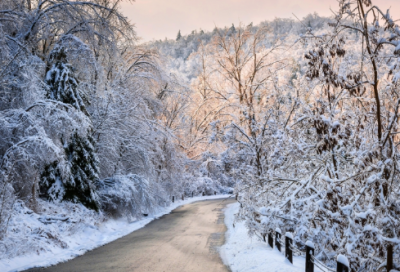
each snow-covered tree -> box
[46,46,87,112]
[39,161,64,202]
[63,132,99,210]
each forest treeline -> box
[1,0,400,271]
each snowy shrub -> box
[97,174,157,219]
[194,177,221,195]
[0,178,15,240]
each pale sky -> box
[120,0,400,42]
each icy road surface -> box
[26,198,234,272]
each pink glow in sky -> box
[120,0,400,42]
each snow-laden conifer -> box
[63,132,100,211]
[176,30,182,41]
[45,46,87,112]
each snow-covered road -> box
[24,198,234,272]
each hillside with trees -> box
[149,1,400,270]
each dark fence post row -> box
[265,231,351,272]
[285,232,293,264]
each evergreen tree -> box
[212,27,218,36]
[64,132,99,210]
[229,24,236,33]
[45,46,87,112]
[39,132,100,211]
[39,161,64,202]
[41,44,99,210]
[176,30,182,41]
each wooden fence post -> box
[387,244,393,272]
[182,195,184,200]
[172,196,174,203]
[235,193,238,200]
[202,192,205,196]
[336,254,349,272]
[275,228,281,252]
[268,232,274,248]
[285,232,293,264]
[305,240,314,272]
[192,192,194,197]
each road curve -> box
[26,198,234,272]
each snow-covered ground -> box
[220,202,321,272]
[0,195,231,272]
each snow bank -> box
[0,195,231,272]
[220,203,322,272]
